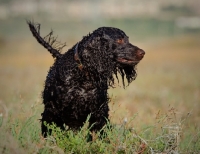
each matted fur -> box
[27,21,145,137]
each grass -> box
[0,19,200,153]
[1,101,199,153]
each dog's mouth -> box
[116,49,145,65]
[117,57,140,65]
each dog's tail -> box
[27,20,66,58]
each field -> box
[0,18,200,153]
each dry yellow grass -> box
[0,33,200,153]
[0,34,199,129]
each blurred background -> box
[0,0,200,135]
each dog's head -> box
[102,27,145,86]
[78,27,145,87]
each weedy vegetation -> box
[0,18,200,153]
[0,99,200,153]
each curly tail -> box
[27,21,66,58]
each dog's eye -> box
[116,39,124,44]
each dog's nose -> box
[136,49,145,60]
[138,49,145,56]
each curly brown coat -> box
[27,21,145,137]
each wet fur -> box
[27,21,144,137]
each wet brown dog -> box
[27,21,145,137]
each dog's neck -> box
[74,43,83,70]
